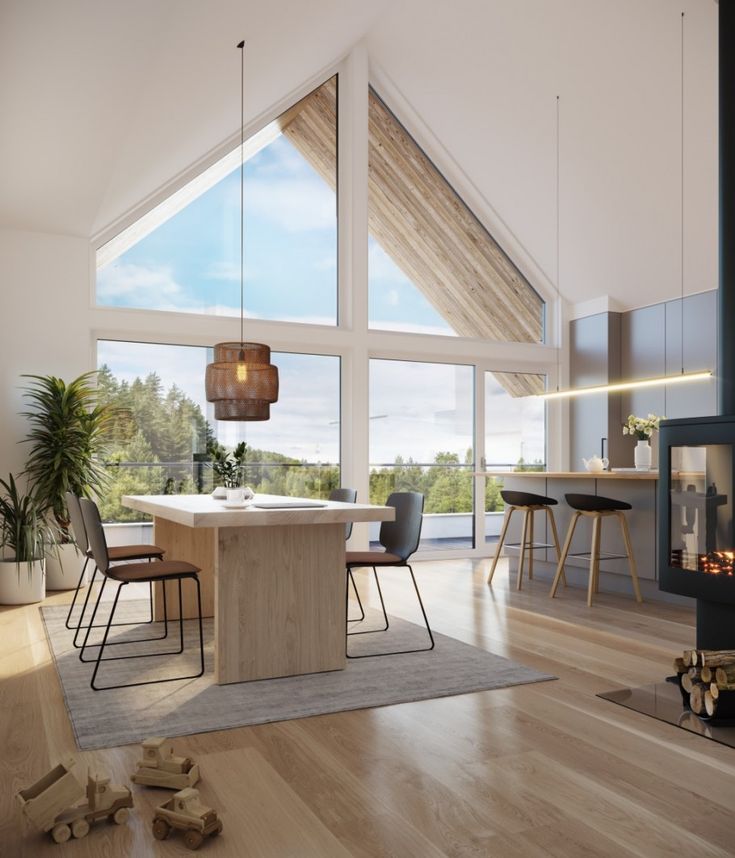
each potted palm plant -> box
[0,475,52,604]
[21,372,115,590]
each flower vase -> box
[634,439,652,471]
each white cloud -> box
[368,240,412,285]
[204,261,241,282]
[97,262,182,304]
[314,253,337,271]
[370,320,456,337]
[387,289,400,307]
[246,178,335,232]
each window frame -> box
[87,48,563,559]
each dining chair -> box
[329,487,363,622]
[78,497,205,691]
[64,492,165,648]
[345,491,433,657]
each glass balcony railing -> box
[98,461,341,522]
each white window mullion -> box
[340,42,370,548]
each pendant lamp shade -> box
[206,342,279,421]
[205,40,278,421]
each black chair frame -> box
[64,492,156,640]
[78,498,205,692]
[346,491,434,658]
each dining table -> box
[121,493,394,685]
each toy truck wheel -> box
[113,807,129,825]
[213,820,223,835]
[184,829,204,850]
[71,819,90,839]
[51,823,72,843]
[152,817,171,840]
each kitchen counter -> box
[478,470,659,590]
[477,470,658,480]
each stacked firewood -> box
[674,650,735,719]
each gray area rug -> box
[41,600,555,750]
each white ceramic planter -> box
[45,542,86,591]
[0,558,46,605]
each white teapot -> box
[582,455,609,473]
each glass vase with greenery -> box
[207,440,247,488]
[21,372,116,543]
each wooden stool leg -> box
[487,507,514,584]
[550,512,580,597]
[528,509,534,580]
[588,514,601,607]
[618,512,643,603]
[517,509,530,591]
[545,507,566,587]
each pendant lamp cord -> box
[680,12,685,376]
[238,39,245,351]
[556,94,561,392]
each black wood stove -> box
[658,1,735,650]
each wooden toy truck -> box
[16,759,133,844]
[131,736,201,790]
[152,788,223,850]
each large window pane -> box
[369,359,474,551]
[96,77,337,326]
[484,371,546,544]
[368,87,544,341]
[97,341,340,522]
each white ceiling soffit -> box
[365,0,718,310]
[0,0,386,238]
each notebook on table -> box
[253,501,327,509]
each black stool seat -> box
[501,490,558,507]
[565,493,631,512]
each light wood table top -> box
[476,470,659,480]
[122,493,394,528]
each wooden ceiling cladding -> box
[282,78,545,397]
[491,372,545,398]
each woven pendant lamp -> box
[205,40,278,421]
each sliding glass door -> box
[483,370,546,548]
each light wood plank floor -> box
[2,558,735,857]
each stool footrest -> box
[568,551,628,561]
[505,542,556,550]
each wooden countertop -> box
[476,471,659,480]
[122,494,394,528]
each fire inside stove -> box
[670,444,734,576]
[670,549,735,575]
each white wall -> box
[0,229,91,476]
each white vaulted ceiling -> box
[0,0,388,237]
[0,0,718,310]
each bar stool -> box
[550,493,643,607]
[487,490,563,590]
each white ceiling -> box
[0,0,719,310]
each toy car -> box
[152,787,223,850]
[17,759,133,844]
[131,736,200,790]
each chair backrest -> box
[79,498,110,575]
[65,492,89,554]
[379,492,424,561]
[329,487,357,540]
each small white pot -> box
[0,558,46,605]
[634,439,652,471]
[45,542,86,591]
